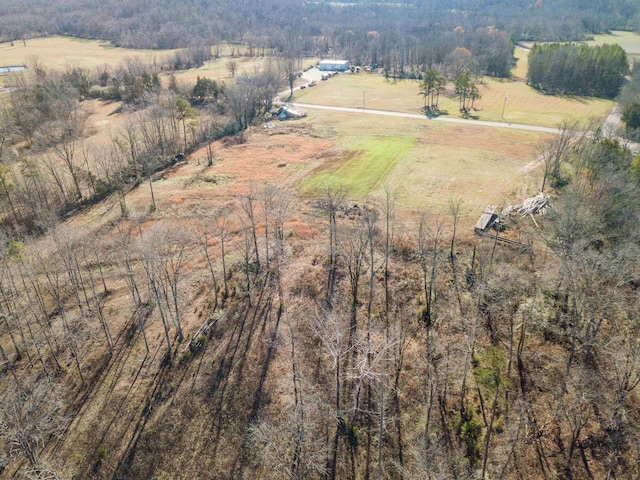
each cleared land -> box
[294,53,613,128]
[0,36,180,71]
[170,56,320,89]
[74,108,548,232]
[295,110,550,216]
[586,30,640,56]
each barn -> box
[318,60,351,71]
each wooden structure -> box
[474,205,531,251]
[474,206,498,235]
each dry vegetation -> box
[1,36,639,480]
[0,36,180,72]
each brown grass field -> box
[0,36,180,71]
[74,109,548,237]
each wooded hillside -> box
[1,61,640,477]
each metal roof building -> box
[318,60,351,71]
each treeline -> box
[342,26,515,79]
[526,43,628,98]
[0,0,636,51]
[0,0,637,72]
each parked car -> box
[300,84,307,89]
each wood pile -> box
[501,193,550,217]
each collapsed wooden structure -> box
[473,194,551,252]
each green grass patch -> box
[299,135,415,197]
[586,30,640,56]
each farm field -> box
[294,53,613,128]
[295,110,549,216]
[586,30,640,56]
[0,36,180,71]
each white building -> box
[318,60,351,71]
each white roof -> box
[319,60,350,65]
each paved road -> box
[290,102,561,134]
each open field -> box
[299,136,416,197]
[293,110,550,217]
[169,56,320,89]
[586,30,640,56]
[294,66,613,128]
[0,36,180,71]
[73,107,549,233]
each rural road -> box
[282,65,640,145]
[289,102,561,134]
[280,65,561,134]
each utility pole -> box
[363,91,366,112]
[501,95,508,120]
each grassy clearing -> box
[168,56,320,90]
[297,110,550,219]
[299,135,415,197]
[513,46,529,80]
[0,36,180,71]
[586,30,640,56]
[294,68,613,128]
[169,56,271,85]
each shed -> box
[474,206,498,235]
[319,60,351,71]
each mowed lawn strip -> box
[299,136,415,197]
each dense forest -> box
[0,0,639,57]
[526,43,629,98]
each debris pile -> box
[501,193,550,217]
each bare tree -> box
[322,187,346,309]
[241,185,261,270]
[279,51,301,98]
[115,221,149,353]
[539,119,581,192]
[35,107,88,201]
[0,380,67,468]
[227,60,238,77]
